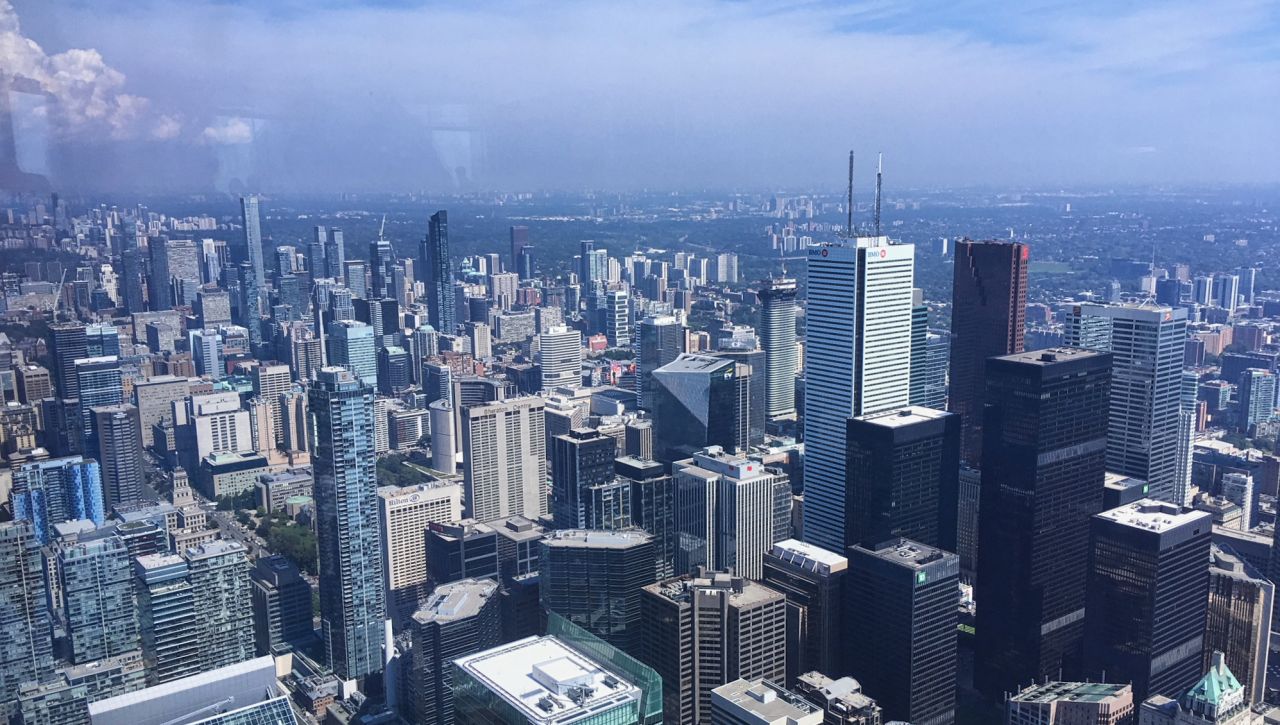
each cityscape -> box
[2,2,1280,725]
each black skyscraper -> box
[550,428,618,529]
[424,520,498,588]
[1084,500,1212,703]
[761,539,848,685]
[847,538,958,725]
[947,240,1029,466]
[974,348,1112,700]
[49,321,87,400]
[845,406,960,551]
[539,529,657,655]
[423,210,454,334]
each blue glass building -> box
[311,366,385,681]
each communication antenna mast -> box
[378,214,387,240]
[839,150,855,239]
[874,152,883,238]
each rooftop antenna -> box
[378,214,386,240]
[839,150,855,239]
[874,152,883,238]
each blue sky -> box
[4,0,1278,192]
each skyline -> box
[2,0,1278,193]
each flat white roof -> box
[454,636,640,724]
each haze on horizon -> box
[2,0,1277,195]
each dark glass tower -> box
[845,406,960,551]
[250,554,314,656]
[761,539,848,685]
[311,366,385,681]
[48,322,87,400]
[1084,500,1212,703]
[368,239,395,300]
[847,538,958,725]
[423,210,455,334]
[410,578,501,725]
[974,348,1111,700]
[947,239,1029,466]
[539,529,657,654]
[550,428,618,529]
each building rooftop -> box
[1104,472,1148,492]
[854,406,952,428]
[413,578,498,625]
[655,353,732,373]
[856,537,954,571]
[491,516,547,543]
[182,539,245,561]
[768,539,848,574]
[996,346,1107,367]
[453,636,641,725]
[645,570,783,607]
[1010,681,1133,704]
[543,529,653,549]
[89,656,279,725]
[1097,499,1212,534]
[712,679,821,724]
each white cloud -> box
[11,0,1280,188]
[0,0,180,139]
[200,116,253,145]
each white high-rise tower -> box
[802,235,915,553]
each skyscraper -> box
[249,555,314,656]
[325,227,346,280]
[845,406,959,551]
[368,238,395,300]
[537,326,583,392]
[672,446,790,579]
[640,571,787,724]
[410,578,501,725]
[509,225,529,276]
[461,396,547,522]
[49,321,87,400]
[239,196,265,352]
[802,236,915,553]
[761,539,848,685]
[1237,368,1277,432]
[327,320,377,388]
[847,538,958,725]
[74,355,122,451]
[606,289,631,347]
[92,404,144,511]
[185,540,253,672]
[1083,500,1212,703]
[550,427,617,529]
[975,348,1111,699]
[1064,303,1187,504]
[134,553,200,684]
[0,521,54,703]
[1204,544,1272,706]
[650,353,752,463]
[423,211,455,334]
[12,456,104,544]
[377,482,463,623]
[58,533,139,664]
[947,239,1028,466]
[539,529,657,653]
[638,315,686,409]
[310,367,385,681]
[757,278,799,420]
